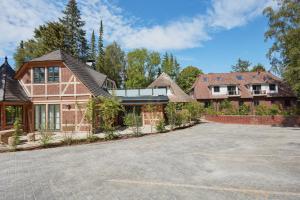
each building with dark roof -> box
[13,50,116,132]
[190,71,297,111]
[0,57,30,131]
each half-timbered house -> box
[14,50,116,132]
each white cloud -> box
[208,0,276,29]
[0,0,275,57]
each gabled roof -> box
[148,72,193,102]
[0,58,29,102]
[191,71,296,99]
[19,50,111,97]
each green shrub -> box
[255,105,269,115]
[180,109,190,125]
[165,102,177,130]
[282,106,300,116]
[40,129,53,147]
[97,97,124,138]
[174,112,183,127]
[220,100,232,110]
[155,119,166,132]
[238,104,250,115]
[268,104,281,115]
[63,132,73,145]
[86,133,98,143]
[184,102,204,121]
[220,100,237,115]
[12,118,22,148]
[124,111,142,136]
[205,105,218,115]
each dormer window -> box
[213,86,220,92]
[48,66,59,82]
[33,67,45,83]
[269,84,276,91]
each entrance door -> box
[48,104,60,130]
[34,105,46,130]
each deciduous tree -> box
[231,58,251,72]
[177,66,203,93]
[264,0,300,96]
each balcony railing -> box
[109,88,168,97]
[227,90,240,96]
[252,90,267,95]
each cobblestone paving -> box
[0,123,299,200]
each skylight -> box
[203,77,208,82]
[236,75,243,80]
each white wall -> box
[250,84,278,94]
[211,85,238,96]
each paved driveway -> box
[1,122,300,200]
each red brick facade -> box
[205,115,300,127]
[17,61,92,132]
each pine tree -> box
[161,52,180,79]
[60,0,87,59]
[96,20,105,73]
[14,41,26,70]
[161,52,169,74]
[89,30,96,60]
[173,58,180,79]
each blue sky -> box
[0,0,276,73]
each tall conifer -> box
[60,0,87,59]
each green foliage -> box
[97,97,123,139]
[178,109,190,125]
[251,64,266,72]
[219,100,236,115]
[255,105,270,116]
[14,22,67,69]
[125,48,161,88]
[124,109,142,136]
[96,20,105,73]
[125,49,148,88]
[238,104,250,115]
[86,132,98,143]
[14,41,26,70]
[264,0,300,97]
[177,66,203,93]
[63,132,73,145]
[282,106,300,116]
[12,118,22,148]
[40,129,53,147]
[231,58,251,72]
[89,30,97,61]
[165,102,177,130]
[161,52,180,79]
[184,101,204,121]
[205,105,218,115]
[103,42,125,86]
[155,119,166,133]
[59,0,87,59]
[269,104,282,116]
[255,104,282,116]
